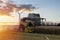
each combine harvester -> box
[18,13,46,32]
[18,13,60,34]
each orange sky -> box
[0,0,32,25]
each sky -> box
[10,0,60,23]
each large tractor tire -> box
[24,27,34,33]
[24,22,34,33]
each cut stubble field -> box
[0,26,60,40]
[0,30,60,40]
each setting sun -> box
[0,15,19,25]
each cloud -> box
[0,0,36,16]
[19,4,36,10]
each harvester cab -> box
[28,13,46,26]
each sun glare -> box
[0,15,19,25]
[0,15,19,31]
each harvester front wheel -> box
[24,27,34,33]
